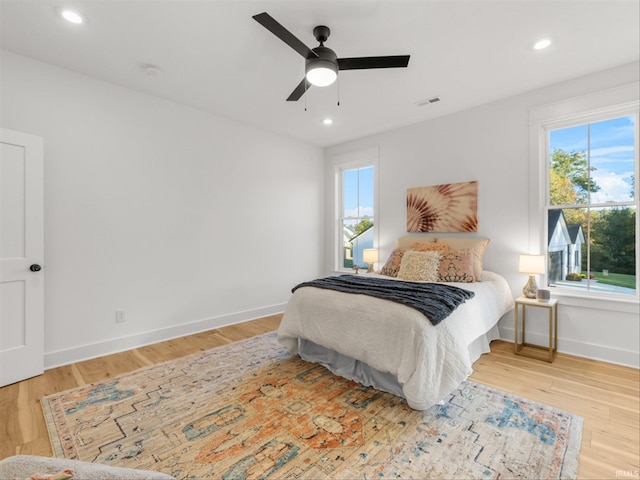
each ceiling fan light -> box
[306,62,338,87]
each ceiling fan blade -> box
[337,55,410,70]
[253,12,318,60]
[286,78,310,101]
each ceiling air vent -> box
[416,96,441,107]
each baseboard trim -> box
[45,309,639,371]
[44,303,287,370]
[498,326,640,369]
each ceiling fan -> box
[253,12,410,101]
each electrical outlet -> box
[116,309,126,323]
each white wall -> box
[0,51,324,367]
[325,61,640,368]
[2,49,637,370]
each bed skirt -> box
[298,324,501,404]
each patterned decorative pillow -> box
[433,237,490,280]
[397,250,441,282]
[408,241,449,252]
[438,248,475,283]
[380,248,406,277]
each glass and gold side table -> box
[514,296,558,363]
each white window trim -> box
[528,83,640,313]
[331,147,379,273]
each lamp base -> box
[367,264,374,273]
[522,275,538,299]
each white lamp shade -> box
[306,64,337,87]
[363,248,379,264]
[518,254,545,274]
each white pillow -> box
[397,250,441,281]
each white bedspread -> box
[278,271,513,410]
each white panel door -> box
[0,128,44,387]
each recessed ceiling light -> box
[533,38,552,50]
[322,118,333,125]
[59,9,84,24]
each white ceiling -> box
[1,1,638,147]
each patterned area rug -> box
[42,333,582,479]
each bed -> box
[277,235,513,410]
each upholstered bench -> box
[0,455,176,479]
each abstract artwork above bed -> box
[407,180,478,232]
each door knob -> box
[29,264,42,272]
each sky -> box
[343,166,374,219]
[549,115,636,204]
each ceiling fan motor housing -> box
[305,46,338,86]
[306,46,338,68]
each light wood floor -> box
[1,314,638,479]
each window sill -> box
[331,269,370,275]
[549,288,639,313]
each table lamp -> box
[519,254,545,299]
[363,249,379,273]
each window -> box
[547,115,637,296]
[333,148,378,271]
[530,84,639,302]
[340,165,375,270]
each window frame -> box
[528,83,639,312]
[331,147,379,273]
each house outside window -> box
[546,115,636,296]
[332,148,378,272]
[530,84,639,302]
